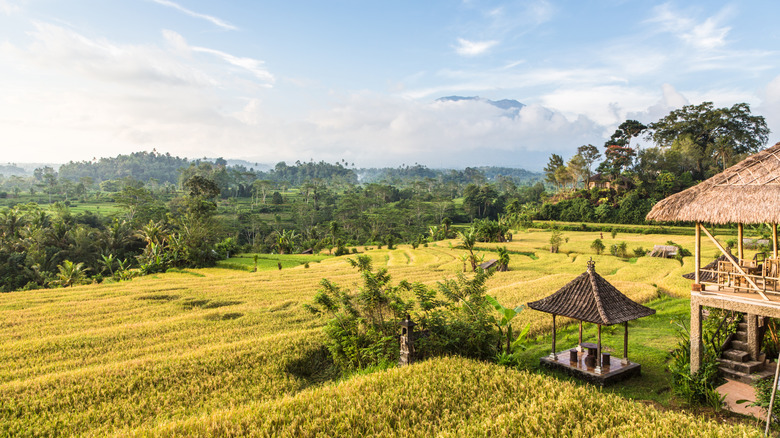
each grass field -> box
[0,229,765,436]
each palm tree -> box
[458,226,479,271]
[55,260,88,287]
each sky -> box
[2,0,780,171]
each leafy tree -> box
[591,238,605,255]
[600,120,647,176]
[647,102,769,178]
[566,153,588,189]
[577,144,601,184]
[543,154,565,191]
[549,228,564,253]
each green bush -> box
[668,318,726,409]
[306,256,502,371]
[591,239,605,255]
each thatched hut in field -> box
[646,141,780,377]
[528,259,655,385]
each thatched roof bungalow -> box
[647,142,780,225]
[646,141,780,374]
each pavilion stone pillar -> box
[747,313,760,361]
[690,299,703,373]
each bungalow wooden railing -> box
[699,258,780,296]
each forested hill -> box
[357,165,542,184]
[52,152,541,187]
[58,151,191,185]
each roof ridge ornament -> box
[587,257,595,272]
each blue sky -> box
[2,0,780,170]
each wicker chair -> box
[718,260,751,290]
[717,261,737,290]
[764,258,780,291]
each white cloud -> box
[758,76,780,144]
[647,3,731,51]
[150,0,237,31]
[3,23,273,89]
[454,38,499,56]
[9,22,216,87]
[301,94,603,168]
[0,0,20,15]
[191,46,274,84]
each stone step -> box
[719,363,775,385]
[719,366,753,384]
[722,349,750,362]
[717,358,764,374]
[738,322,748,331]
[733,331,748,342]
[730,340,749,352]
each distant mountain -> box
[436,96,525,116]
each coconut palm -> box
[55,260,88,287]
[458,226,479,271]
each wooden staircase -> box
[718,322,774,384]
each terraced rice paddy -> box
[0,230,757,436]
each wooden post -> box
[691,300,703,373]
[738,223,744,262]
[551,314,557,360]
[596,324,602,374]
[695,222,701,285]
[623,321,629,365]
[578,321,583,347]
[773,223,778,259]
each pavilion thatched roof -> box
[682,248,733,282]
[527,260,655,325]
[646,142,780,225]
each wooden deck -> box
[696,283,780,317]
[540,348,641,386]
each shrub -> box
[633,247,646,257]
[668,317,725,409]
[306,256,502,371]
[617,242,628,258]
[549,228,564,253]
[591,239,605,255]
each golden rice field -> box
[0,229,758,437]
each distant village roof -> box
[527,260,656,325]
[646,142,780,225]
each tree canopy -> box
[646,102,769,178]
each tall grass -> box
[0,230,758,436]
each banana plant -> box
[486,295,531,357]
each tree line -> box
[538,101,770,224]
